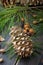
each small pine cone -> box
[10,26,33,57]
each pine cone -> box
[1,0,43,7]
[10,26,33,57]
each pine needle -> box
[13,55,21,65]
